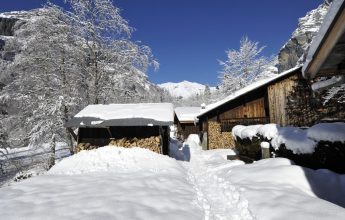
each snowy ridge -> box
[159,81,215,99]
[293,2,329,37]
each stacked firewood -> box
[109,136,161,154]
[74,143,98,153]
[208,121,235,149]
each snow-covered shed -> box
[303,0,345,80]
[174,107,200,140]
[197,67,302,150]
[65,103,174,155]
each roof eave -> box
[303,0,345,79]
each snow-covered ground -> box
[0,135,345,219]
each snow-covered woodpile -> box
[208,121,234,149]
[232,123,345,173]
[65,103,174,155]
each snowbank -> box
[227,158,345,219]
[257,123,280,140]
[233,123,344,154]
[271,127,317,154]
[49,146,180,175]
[0,146,203,220]
[231,125,246,140]
[307,122,345,143]
[1,136,345,219]
[233,124,278,140]
[185,136,345,220]
[240,124,262,140]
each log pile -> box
[208,121,235,149]
[109,136,161,154]
[74,143,98,153]
[74,136,162,154]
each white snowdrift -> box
[0,146,203,220]
[271,127,317,154]
[226,158,345,220]
[233,122,345,154]
[185,135,345,220]
[240,124,263,140]
[307,122,345,143]
[49,146,181,175]
[257,123,280,140]
[1,135,345,220]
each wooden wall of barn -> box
[177,122,199,140]
[219,97,266,120]
[267,74,297,126]
[268,72,345,127]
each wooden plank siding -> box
[267,75,298,126]
[219,97,266,120]
[177,123,199,140]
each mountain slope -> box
[278,1,331,72]
[159,81,215,99]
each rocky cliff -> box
[278,1,331,72]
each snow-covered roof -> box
[175,107,201,122]
[303,0,345,78]
[65,103,174,127]
[198,66,301,118]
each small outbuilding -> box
[65,103,174,155]
[174,107,200,140]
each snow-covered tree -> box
[0,0,161,153]
[202,84,212,104]
[66,0,158,104]
[0,6,83,151]
[219,36,276,96]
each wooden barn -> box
[174,107,200,140]
[65,103,174,155]
[197,67,303,150]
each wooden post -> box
[261,142,270,159]
[106,127,113,138]
[48,134,56,169]
[67,127,78,141]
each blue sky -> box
[1,0,323,86]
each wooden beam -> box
[106,127,113,138]
[67,127,78,141]
[314,68,345,77]
[305,6,345,79]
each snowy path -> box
[181,137,254,220]
[1,136,345,219]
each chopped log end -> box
[75,135,162,154]
[208,121,235,150]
